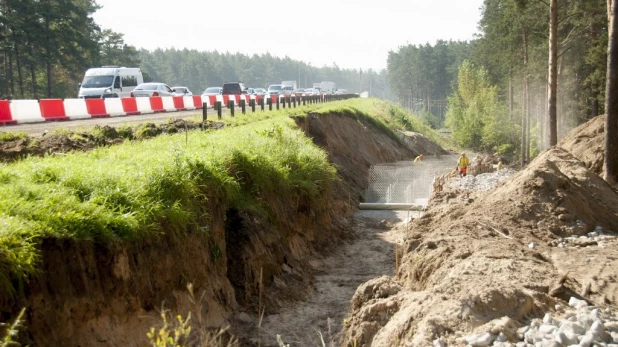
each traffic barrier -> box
[206,95,216,107]
[149,97,165,113]
[86,99,110,118]
[121,97,140,115]
[173,96,186,111]
[160,96,176,112]
[105,98,126,117]
[39,99,69,121]
[181,96,195,110]
[0,93,359,126]
[10,100,43,123]
[135,97,154,114]
[0,100,16,125]
[64,98,91,120]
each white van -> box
[78,66,143,98]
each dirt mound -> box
[341,147,618,346]
[558,114,605,176]
[400,130,448,157]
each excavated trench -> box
[1,111,441,346]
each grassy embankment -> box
[0,98,447,296]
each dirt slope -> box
[1,111,422,346]
[558,114,605,176]
[341,147,618,346]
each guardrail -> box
[0,93,359,126]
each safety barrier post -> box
[276,97,280,110]
[202,102,207,124]
[216,101,222,119]
[292,96,296,108]
[282,96,286,109]
[250,99,256,112]
[240,99,246,114]
[267,98,272,111]
[228,100,235,117]
[259,97,264,111]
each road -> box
[0,108,222,137]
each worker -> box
[497,160,503,171]
[457,152,470,177]
[414,154,424,162]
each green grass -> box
[0,97,449,296]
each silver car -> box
[130,83,175,97]
[202,87,222,96]
[171,86,193,96]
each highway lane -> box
[0,108,224,137]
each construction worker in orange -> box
[457,152,470,177]
[414,154,424,162]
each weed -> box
[147,283,239,347]
[0,307,26,346]
[0,132,27,143]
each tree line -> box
[387,0,608,156]
[138,49,389,98]
[0,0,389,100]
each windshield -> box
[81,75,114,88]
[268,85,282,91]
[204,87,221,93]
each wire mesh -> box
[364,156,458,204]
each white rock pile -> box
[447,169,516,191]
[450,297,618,346]
[552,226,617,249]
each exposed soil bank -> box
[1,110,422,345]
[341,123,618,346]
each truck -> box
[78,66,143,98]
[320,81,336,95]
[281,80,297,90]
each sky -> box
[91,0,485,71]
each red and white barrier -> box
[0,93,325,125]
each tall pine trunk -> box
[548,0,558,146]
[605,0,618,186]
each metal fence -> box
[363,156,458,204]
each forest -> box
[0,0,613,161]
[0,0,388,101]
[386,0,607,158]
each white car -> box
[130,83,175,97]
[202,87,222,95]
[171,86,193,96]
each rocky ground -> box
[340,115,618,347]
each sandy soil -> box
[234,210,417,346]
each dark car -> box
[222,82,247,95]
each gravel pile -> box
[442,297,618,346]
[447,169,517,191]
[550,226,617,248]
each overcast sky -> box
[92,0,484,71]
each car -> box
[247,88,256,95]
[130,83,175,97]
[293,88,305,94]
[267,84,284,95]
[335,89,349,95]
[202,87,222,95]
[253,88,267,95]
[282,85,294,95]
[171,86,193,96]
[304,88,319,95]
[222,82,247,95]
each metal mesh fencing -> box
[364,156,458,204]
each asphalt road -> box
[0,108,223,137]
